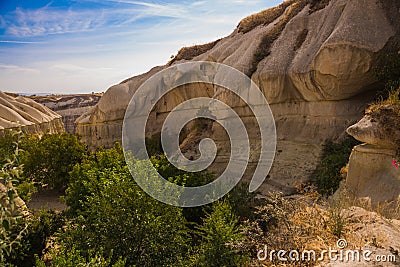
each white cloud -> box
[0,63,40,74]
[0,40,46,44]
[0,0,283,93]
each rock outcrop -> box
[76,0,400,194]
[345,104,400,205]
[0,92,64,135]
[31,94,101,134]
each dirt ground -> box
[27,189,67,212]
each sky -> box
[0,0,281,94]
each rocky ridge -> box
[345,102,400,206]
[76,0,400,194]
[0,92,64,135]
[31,94,102,134]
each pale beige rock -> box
[323,206,400,266]
[345,103,400,206]
[76,0,399,194]
[347,106,400,149]
[345,144,400,204]
[31,94,101,133]
[0,92,64,135]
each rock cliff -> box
[0,92,64,135]
[346,103,400,205]
[31,94,102,134]
[76,0,400,194]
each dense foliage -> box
[1,132,251,266]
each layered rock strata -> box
[32,94,101,134]
[76,0,400,194]
[0,92,64,135]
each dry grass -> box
[168,39,221,65]
[237,191,351,266]
[367,87,400,115]
[237,0,294,34]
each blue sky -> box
[0,0,281,94]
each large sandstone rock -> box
[31,94,102,134]
[323,206,400,266]
[345,105,400,205]
[0,92,64,135]
[76,0,400,194]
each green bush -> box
[5,209,65,267]
[189,200,247,267]
[35,246,126,267]
[0,138,29,263]
[21,133,87,190]
[374,51,400,90]
[313,137,360,196]
[63,145,190,266]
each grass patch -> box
[367,86,400,115]
[237,0,294,34]
[168,39,221,65]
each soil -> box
[27,189,67,212]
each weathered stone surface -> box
[31,94,101,134]
[345,144,399,204]
[323,206,400,266]
[345,104,400,205]
[0,92,64,135]
[347,105,400,149]
[76,0,399,194]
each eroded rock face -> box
[345,105,400,205]
[0,92,64,135]
[324,206,400,267]
[347,106,400,149]
[76,0,399,194]
[31,94,102,134]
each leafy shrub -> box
[5,209,65,267]
[0,130,37,202]
[35,246,126,267]
[22,133,87,190]
[189,200,247,267]
[63,145,190,266]
[313,137,360,196]
[0,139,29,263]
[374,51,400,90]
[145,133,163,156]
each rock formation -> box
[346,104,400,205]
[76,0,400,194]
[0,92,64,135]
[31,94,102,134]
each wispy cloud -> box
[0,0,282,93]
[0,40,46,44]
[1,1,191,38]
[0,63,39,73]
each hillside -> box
[0,92,64,135]
[76,0,400,195]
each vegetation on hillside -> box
[313,137,360,196]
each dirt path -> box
[27,189,67,212]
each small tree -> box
[191,200,247,267]
[22,133,87,190]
